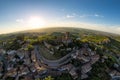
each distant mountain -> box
[0,27,120,41]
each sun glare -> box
[28,16,45,28]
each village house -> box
[81,63,92,74]
[71,53,77,59]
[87,48,92,52]
[109,69,120,77]
[44,41,55,54]
[7,53,16,62]
[0,61,3,71]
[61,64,78,79]
[69,67,78,79]
[102,55,108,59]
[71,50,81,59]
[90,51,96,56]
[61,63,73,71]
[76,50,80,55]
[0,73,2,78]
[76,37,81,40]
[23,51,31,65]
[114,63,119,68]
[7,61,14,70]
[81,48,89,56]
[6,68,17,77]
[102,38,110,44]
[66,48,72,51]
[20,75,33,80]
[90,54,100,64]
[44,41,52,50]
[31,51,36,62]
[55,44,63,50]
[7,50,16,55]
[77,55,91,63]
[101,55,108,63]
[19,66,30,76]
[0,61,3,77]
[16,50,25,59]
[22,43,29,50]
[30,65,36,73]
[113,63,120,72]
[23,58,31,65]
[17,40,24,44]
[81,73,88,79]
[47,70,62,76]
[29,63,37,72]
[0,48,6,54]
[2,41,7,46]
[24,51,30,58]
[49,51,54,54]
[71,50,90,63]
[34,62,41,70]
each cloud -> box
[66,14,75,18]
[79,14,104,18]
[94,14,104,17]
[65,13,78,18]
[65,13,104,19]
[16,19,24,23]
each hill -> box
[0,27,120,80]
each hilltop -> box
[0,27,120,80]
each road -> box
[34,45,74,68]
[112,76,120,80]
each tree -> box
[90,61,111,80]
[55,73,73,80]
[44,76,54,80]
[27,44,34,51]
[16,34,25,41]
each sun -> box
[28,16,45,28]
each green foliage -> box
[90,61,110,80]
[5,77,15,80]
[35,78,43,80]
[16,34,25,41]
[44,76,54,80]
[71,59,81,67]
[55,73,73,80]
[105,56,116,67]
[81,35,109,44]
[4,39,21,50]
[27,44,34,51]
[14,54,20,59]
[17,60,24,65]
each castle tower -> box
[65,32,69,40]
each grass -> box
[39,45,61,60]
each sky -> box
[0,0,120,34]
